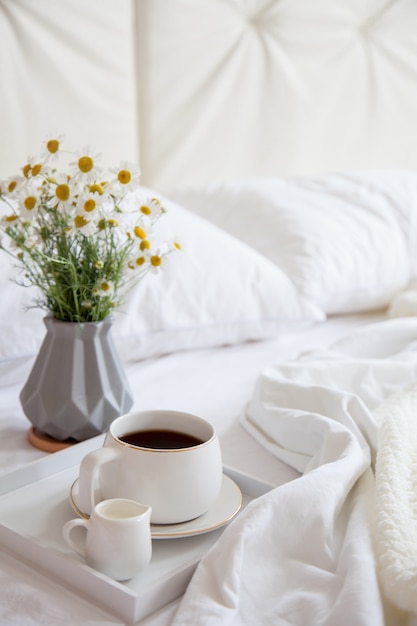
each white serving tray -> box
[0,436,275,624]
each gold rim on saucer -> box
[69,474,242,539]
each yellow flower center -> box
[22,164,31,178]
[7,181,17,193]
[24,196,37,211]
[84,199,96,212]
[56,184,70,201]
[47,139,59,154]
[32,163,42,176]
[78,156,94,173]
[5,214,17,222]
[108,218,118,227]
[100,281,110,292]
[95,260,104,269]
[74,215,89,228]
[150,255,162,267]
[173,241,181,250]
[89,183,104,195]
[117,169,131,185]
[134,226,146,239]
[140,204,151,215]
[136,256,146,266]
[140,239,150,251]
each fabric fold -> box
[173,318,417,626]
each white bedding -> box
[2,312,417,626]
[2,170,417,625]
[0,312,383,626]
[173,317,417,625]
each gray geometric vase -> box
[20,316,134,442]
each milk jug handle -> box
[63,518,89,558]
[78,447,120,516]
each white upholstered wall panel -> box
[137,0,417,190]
[0,0,138,178]
[1,0,417,189]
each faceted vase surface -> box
[20,316,134,441]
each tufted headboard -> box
[1,0,417,190]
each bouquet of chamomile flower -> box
[0,136,179,323]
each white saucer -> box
[69,474,242,539]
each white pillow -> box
[170,171,417,314]
[0,272,45,360]
[0,189,323,362]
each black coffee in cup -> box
[119,429,204,450]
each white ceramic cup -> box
[77,410,223,524]
[63,498,152,581]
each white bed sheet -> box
[0,311,386,626]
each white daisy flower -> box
[41,133,65,161]
[76,190,105,219]
[132,223,150,241]
[111,160,141,192]
[70,213,97,237]
[149,249,166,274]
[170,237,182,253]
[127,251,150,274]
[17,184,42,220]
[2,174,25,197]
[21,155,46,180]
[138,196,166,220]
[88,180,112,198]
[94,280,115,298]
[70,145,103,183]
[47,173,76,213]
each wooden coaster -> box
[27,426,77,453]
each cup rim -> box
[108,409,216,453]
[95,498,151,520]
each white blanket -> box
[172,318,417,626]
